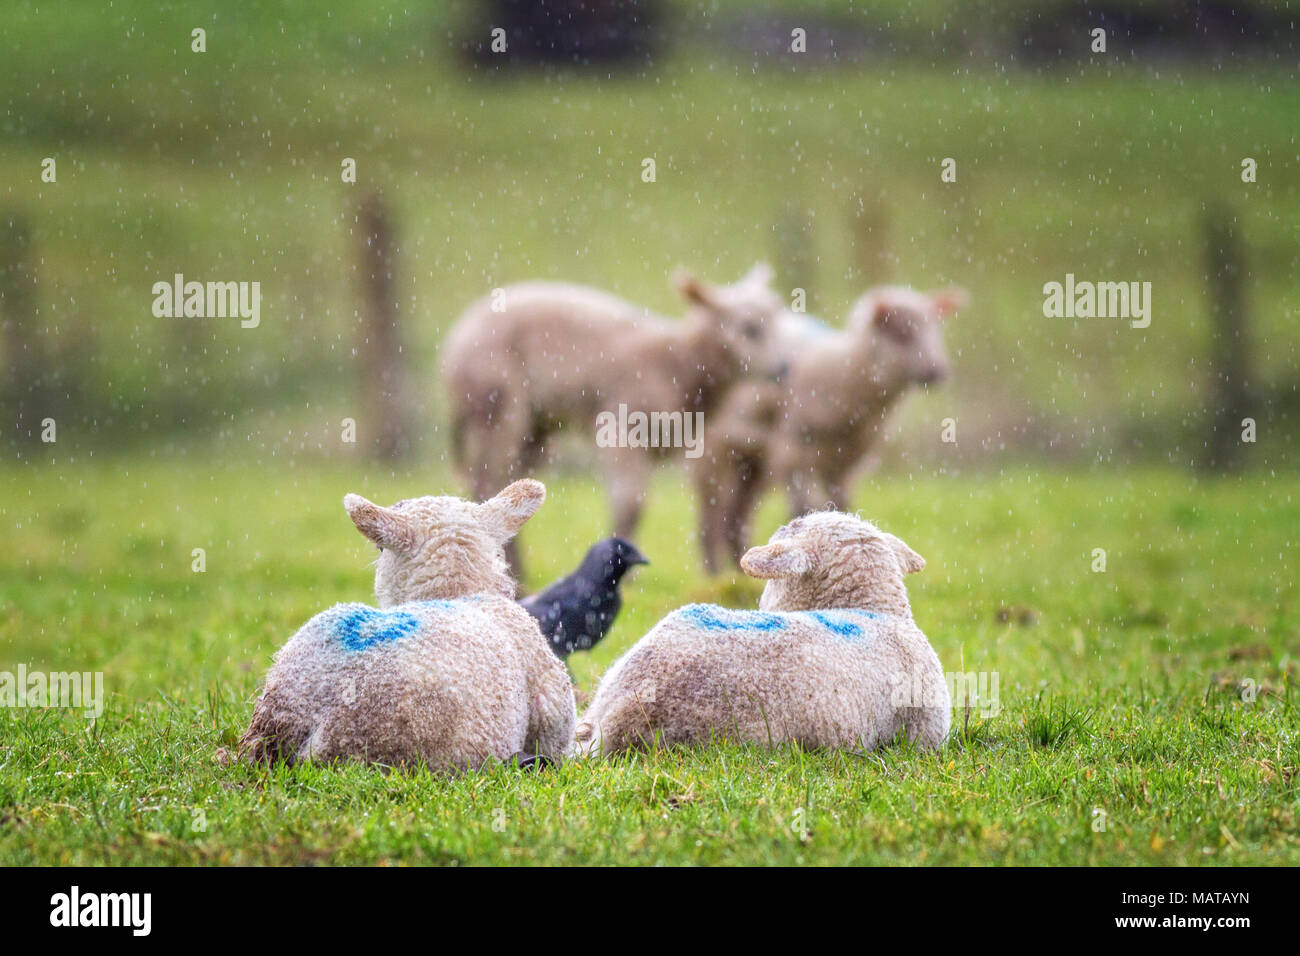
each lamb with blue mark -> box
[239,479,575,770]
[677,603,883,638]
[573,511,950,756]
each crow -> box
[520,538,649,658]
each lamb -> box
[690,310,834,573]
[692,285,967,572]
[572,511,950,756]
[239,479,576,771]
[441,266,787,573]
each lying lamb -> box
[573,511,950,756]
[441,265,787,574]
[239,479,576,770]
[692,285,966,572]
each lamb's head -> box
[740,511,924,615]
[848,285,967,388]
[676,263,789,383]
[344,479,546,606]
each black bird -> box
[520,538,649,658]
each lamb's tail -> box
[235,731,275,766]
[237,703,306,767]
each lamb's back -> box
[591,605,913,749]
[250,596,541,767]
[443,282,676,409]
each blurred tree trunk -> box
[1200,204,1251,472]
[355,193,413,460]
[0,211,45,443]
[850,193,892,286]
[774,202,816,311]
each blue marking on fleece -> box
[322,599,465,652]
[801,316,834,337]
[680,604,787,632]
[806,610,873,638]
[678,604,883,639]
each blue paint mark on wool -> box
[679,604,787,632]
[324,599,466,652]
[807,610,873,638]
[678,604,883,639]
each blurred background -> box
[1,0,1296,470]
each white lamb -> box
[573,511,950,755]
[692,285,967,572]
[239,479,576,770]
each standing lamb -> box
[441,265,787,573]
[692,285,967,572]
[690,310,834,573]
[572,511,950,756]
[239,479,576,770]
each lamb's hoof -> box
[512,753,555,772]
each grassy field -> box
[2,2,1296,865]
[2,2,1297,463]
[1,459,1296,865]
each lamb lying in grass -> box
[692,286,966,571]
[239,479,576,770]
[572,511,950,756]
[441,265,786,573]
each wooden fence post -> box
[0,211,44,443]
[1201,204,1251,472]
[355,193,412,459]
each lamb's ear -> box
[848,292,885,333]
[929,286,969,319]
[344,494,412,552]
[741,262,774,288]
[481,479,546,538]
[740,540,816,579]
[883,532,926,574]
[675,270,723,310]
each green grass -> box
[1,459,1297,865]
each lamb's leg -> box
[792,462,842,513]
[693,454,737,574]
[465,395,535,577]
[768,440,811,519]
[466,439,525,576]
[786,464,820,518]
[463,401,520,498]
[825,473,850,511]
[725,453,767,567]
[605,448,651,540]
[694,465,723,574]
